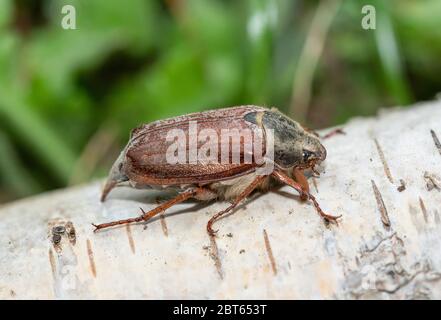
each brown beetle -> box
[94,105,340,235]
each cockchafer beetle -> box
[93,105,341,236]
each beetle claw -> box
[323,213,342,226]
[92,223,100,233]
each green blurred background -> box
[0,0,440,203]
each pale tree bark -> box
[1,100,441,299]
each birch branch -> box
[1,100,441,299]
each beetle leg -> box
[302,125,345,140]
[271,170,341,224]
[321,128,345,140]
[207,175,267,237]
[293,168,309,201]
[93,188,204,231]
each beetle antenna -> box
[311,165,320,176]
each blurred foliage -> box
[0,0,440,202]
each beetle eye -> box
[302,150,314,162]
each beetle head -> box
[101,149,129,202]
[272,131,326,171]
[296,133,327,173]
[260,110,326,172]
